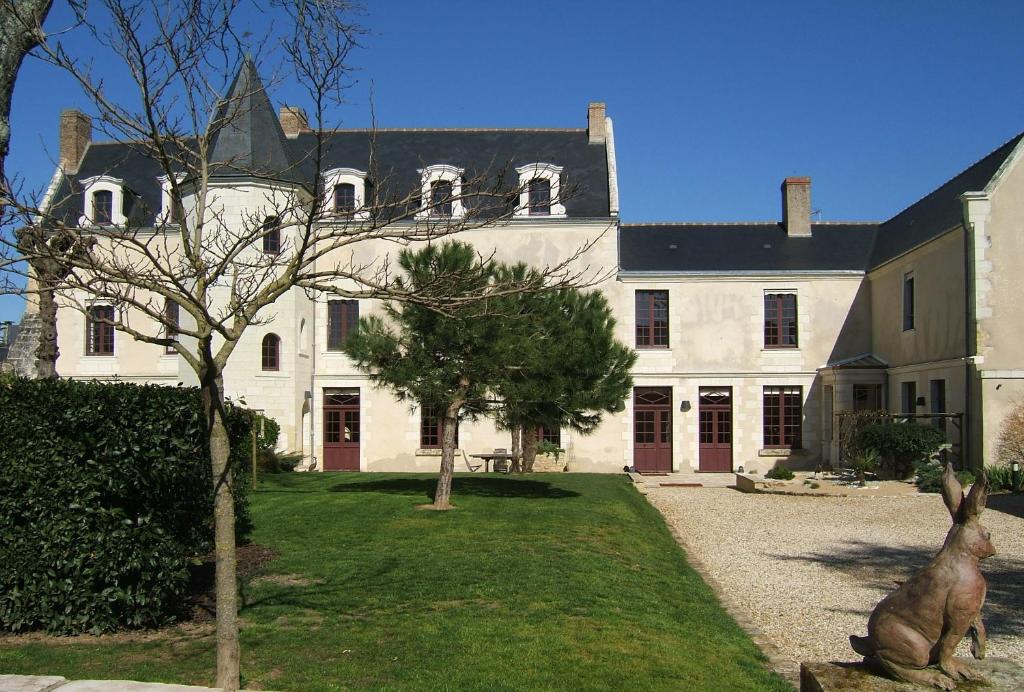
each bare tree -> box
[6,1,605,687]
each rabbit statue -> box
[850,464,994,689]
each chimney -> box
[587,102,606,144]
[59,109,91,173]
[781,177,812,237]
[279,106,310,138]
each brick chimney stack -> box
[279,106,310,138]
[587,102,607,144]
[59,109,91,173]
[782,177,812,237]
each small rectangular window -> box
[327,300,359,351]
[538,425,561,448]
[429,180,453,217]
[262,216,280,254]
[92,190,113,225]
[334,183,356,214]
[763,386,802,449]
[903,272,915,331]
[635,290,669,348]
[164,299,179,354]
[852,384,882,411]
[86,305,115,355]
[528,178,551,216]
[420,404,458,449]
[764,293,798,348]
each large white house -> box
[7,62,1024,475]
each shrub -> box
[536,440,562,459]
[915,461,975,493]
[855,423,945,479]
[765,466,795,480]
[986,464,1024,492]
[0,378,255,634]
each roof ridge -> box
[881,130,1024,226]
[320,127,586,133]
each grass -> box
[0,473,791,691]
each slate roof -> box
[619,223,878,273]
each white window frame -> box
[322,167,370,220]
[79,175,127,227]
[156,174,186,226]
[514,163,566,218]
[416,164,465,219]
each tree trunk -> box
[522,426,539,473]
[510,424,522,473]
[433,380,468,509]
[0,0,53,202]
[34,277,58,378]
[201,364,240,691]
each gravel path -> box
[646,487,1024,671]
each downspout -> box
[309,294,317,471]
[962,220,974,471]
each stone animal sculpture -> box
[850,464,994,689]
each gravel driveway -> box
[646,487,1024,674]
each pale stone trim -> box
[513,162,566,218]
[605,116,619,216]
[416,164,465,219]
[78,174,127,227]
[321,167,370,220]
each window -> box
[86,305,115,355]
[429,180,453,217]
[164,299,179,354]
[514,163,566,217]
[327,300,359,351]
[903,272,915,331]
[901,381,917,415]
[930,379,946,432]
[262,216,280,254]
[635,290,669,348]
[420,404,458,449]
[334,183,356,214]
[763,386,802,448]
[764,293,798,348]
[92,190,113,225]
[538,425,561,447]
[528,178,551,215]
[852,384,882,411]
[261,333,280,371]
[417,165,465,219]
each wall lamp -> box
[679,400,691,412]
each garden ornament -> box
[850,464,993,689]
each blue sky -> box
[3,0,1024,322]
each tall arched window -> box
[262,216,280,254]
[261,333,280,371]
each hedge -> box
[0,377,257,634]
[854,422,946,480]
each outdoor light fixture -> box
[679,400,691,412]
[915,396,926,407]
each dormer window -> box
[515,163,566,218]
[334,183,356,214]
[157,174,186,226]
[528,178,551,215]
[322,168,369,220]
[79,175,128,226]
[430,180,453,217]
[262,216,280,254]
[93,190,113,225]
[417,164,465,219]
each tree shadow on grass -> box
[768,540,1024,639]
[327,476,580,500]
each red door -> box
[699,387,732,472]
[634,387,672,473]
[324,389,360,471]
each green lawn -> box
[0,473,791,691]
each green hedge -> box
[0,377,256,634]
[854,422,946,480]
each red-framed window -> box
[538,425,561,447]
[429,180,453,217]
[327,300,359,351]
[164,299,179,354]
[420,404,458,449]
[86,305,115,355]
[764,293,798,348]
[262,216,280,254]
[92,190,113,225]
[334,183,356,214]
[261,333,280,371]
[635,290,669,348]
[528,177,551,215]
[763,386,802,448]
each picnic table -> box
[469,451,513,473]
